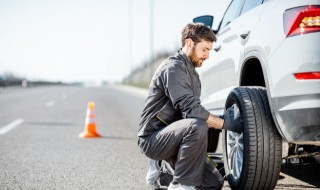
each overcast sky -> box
[0,0,230,84]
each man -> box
[138,23,242,190]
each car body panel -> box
[200,1,269,114]
[198,0,320,145]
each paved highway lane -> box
[0,85,149,189]
[0,85,319,190]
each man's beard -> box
[189,47,204,67]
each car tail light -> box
[294,72,320,80]
[284,5,320,37]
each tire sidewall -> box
[222,88,251,188]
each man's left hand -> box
[222,107,243,133]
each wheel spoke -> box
[238,143,244,150]
[229,146,236,166]
[227,139,236,146]
[239,145,244,171]
[238,147,244,161]
[229,131,237,138]
[231,152,237,176]
[235,156,240,177]
[237,147,243,171]
[229,146,236,159]
[233,147,239,177]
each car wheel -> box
[222,87,282,190]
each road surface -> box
[0,85,319,189]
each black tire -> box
[222,87,282,190]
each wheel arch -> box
[240,57,266,87]
[239,51,286,139]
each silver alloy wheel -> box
[226,104,243,179]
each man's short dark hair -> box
[181,23,216,47]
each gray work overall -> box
[138,50,223,190]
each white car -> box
[194,0,320,189]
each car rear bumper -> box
[272,94,320,145]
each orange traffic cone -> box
[79,101,101,138]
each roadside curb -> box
[109,84,148,98]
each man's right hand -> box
[222,107,243,133]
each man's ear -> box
[186,38,193,48]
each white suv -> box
[194,0,320,189]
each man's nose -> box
[204,52,209,59]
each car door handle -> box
[214,44,221,52]
[240,31,250,39]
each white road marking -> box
[46,100,55,107]
[0,119,24,135]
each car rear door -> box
[208,0,268,112]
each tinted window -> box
[220,0,245,30]
[241,0,263,15]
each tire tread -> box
[223,87,282,190]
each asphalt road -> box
[0,85,319,190]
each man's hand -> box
[222,107,243,133]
